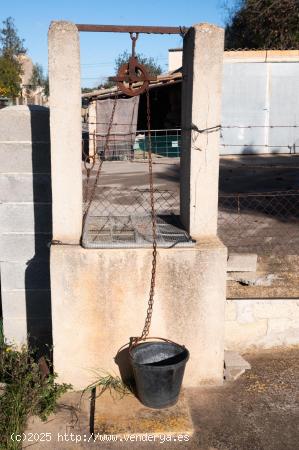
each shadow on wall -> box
[26,106,52,357]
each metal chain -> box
[83,94,118,227]
[82,131,95,205]
[133,88,157,345]
[83,81,156,346]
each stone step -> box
[224,350,251,381]
[227,253,257,272]
[94,389,194,439]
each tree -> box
[81,87,94,94]
[224,0,299,49]
[0,55,22,97]
[114,50,162,76]
[0,17,25,97]
[29,63,49,96]
[0,17,26,58]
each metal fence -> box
[83,124,299,162]
[218,190,299,254]
[82,185,299,253]
[82,128,181,161]
[84,187,179,217]
[82,123,299,253]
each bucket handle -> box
[115,337,186,361]
[128,336,186,357]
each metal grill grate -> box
[82,215,194,249]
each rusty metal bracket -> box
[76,24,188,35]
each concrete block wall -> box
[0,105,52,349]
[225,299,299,351]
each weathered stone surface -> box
[0,233,50,261]
[228,272,278,286]
[51,238,227,390]
[266,318,299,339]
[224,299,299,351]
[2,317,27,345]
[257,254,299,272]
[0,142,50,173]
[224,350,251,370]
[180,24,224,237]
[1,288,52,346]
[0,260,50,290]
[94,389,194,437]
[0,104,52,349]
[49,21,82,243]
[254,299,299,319]
[225,319,268,350]
[0,203,52,233]
[0,105,50,142]
[225,301,237,320]
[1,289,51,317]
[0,174,51,202]
[227,253,257,272]
[235,300,255,323]
[227,271,299,298]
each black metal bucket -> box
[130,338,189,409]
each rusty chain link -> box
[82,56,157,347]
[83,94,118,227]
[132,88,157,346]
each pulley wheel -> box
[116,62,150,97]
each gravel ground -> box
[25,347,299,450]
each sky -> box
[0,0,226,88]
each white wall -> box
[168,49,299,155]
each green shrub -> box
[0,339,71,450]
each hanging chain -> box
[83,94,118,227]
[83,131,96,205]
[83,53,157,346]
[133,88,157,345]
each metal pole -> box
[76,24,188,35]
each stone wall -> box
[51,239,227,390]
[0,105,52,350]
[225,299,299,351]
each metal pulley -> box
[109,33,157,97]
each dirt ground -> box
[25,347,299,450]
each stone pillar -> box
[180,24,224,238]
[48,21,82,243]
